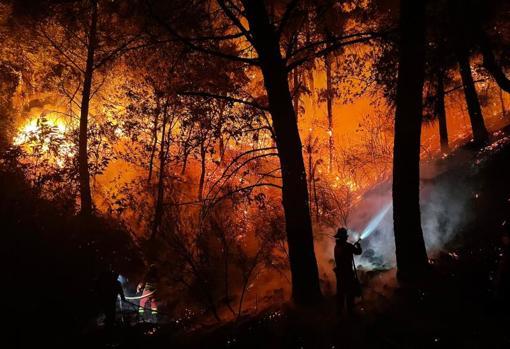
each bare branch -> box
[147,3,259,65]
[90,74,107,100]
[93,36,146,70]
[216,0,255,46]
[39,28,85,74]
[179,91,269,111]
[209,182,282,206]
[205,147,277,198]
[178,31,246,42]
[206,152,279,200]
[444,79,487,95]
[286,30,391,71]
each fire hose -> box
[125,290,156,300]
[120,290,162,316]
[119,292,168,317]
[122,299,163,315]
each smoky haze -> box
[316,160,474,273]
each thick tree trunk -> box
[325,53,334,172]
[243,0,322,305]
[457,50,489,144]
[435,70,449,153]
[392,0,429,281]
[78,0,98,217]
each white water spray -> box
[358,203,392,240]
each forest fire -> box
[3,0,510,348]
[14,116,68,148]
[13,115,75,171]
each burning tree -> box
[26,0,146,216]
[145,0,384,305]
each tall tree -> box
[435,68,449,152]
[456,49,489,144]
[325,53,334,171]
[152,100,174,240]
[392,0,429,281]
[77,0,97,216]
[448,0,489,144]
[241,0,321,304]
[36,0,144,216]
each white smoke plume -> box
[316,163,473,273]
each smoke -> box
[316,164,473,273]
[421,177,471,253]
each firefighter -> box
[97,270,125,330]
[334,227,362,316]
[137,264,158,321]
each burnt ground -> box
[15,127,510,349]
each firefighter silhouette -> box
[137,264,158,320]
[334,227,362,316]
[97,270,125,329]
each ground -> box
[63,127,510,349]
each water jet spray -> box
[355,203,392,241]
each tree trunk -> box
[312,164,319,222]
[435,69,449,153]
[325,53,334,172]
[307,140,313,216]
[148,107,160,183]
[457,50,489,144]
[243,0,322,305]
[292,68,300,118]
[447,0,489,145]
[198,141,206,201]
[78,0,98,217]
[217,101,227,163]
[151,107,168,241]
[480,31,510,93]
[392,0,429,281]
[218,134,225,163]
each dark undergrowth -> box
[81,127,510,349]
[7,127,510,349]
[3,166,144,348]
